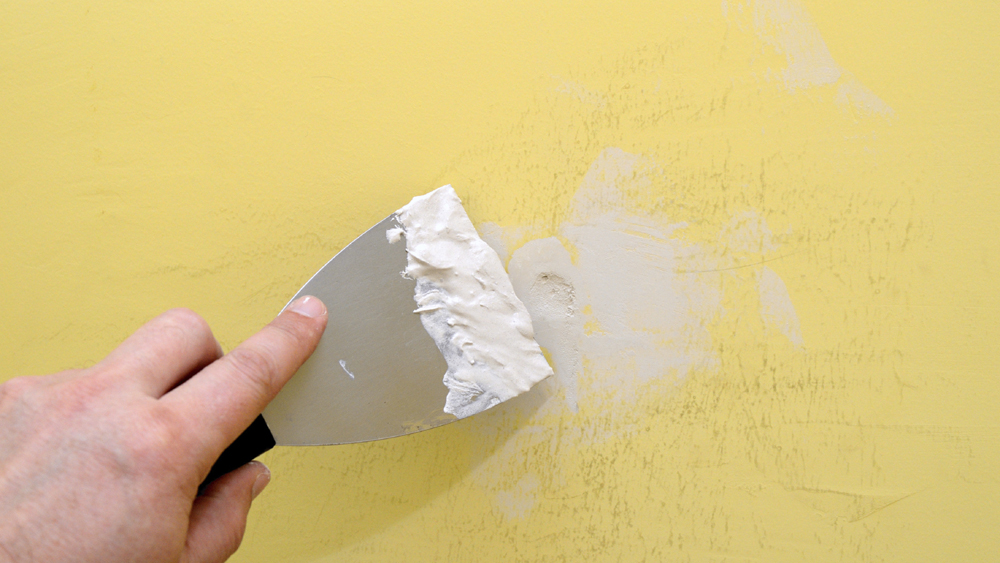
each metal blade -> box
[261,215,454,445]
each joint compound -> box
[389,185,553,419]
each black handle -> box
[199,414,277,493]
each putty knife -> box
[203,215,454,486]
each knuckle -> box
[269,319,303,349]
[268,315,322,361]
[161,308,214,343]
[0,376,38,399]
[274,312,321,343]
[224,346,279,397]
[0,376,42,410]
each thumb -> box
[182,461,271,563]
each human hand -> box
[0,296,328,563]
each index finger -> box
[162,296,328,463]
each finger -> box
[183,461,270,563]
[40,368,88,384]
[163,296,327,462]
[96,308,223,397]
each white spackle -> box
[338,359,355,379]
[390,185,554,419]
[385,227,405,244]
[508,238,583,412]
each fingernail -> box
[251,462,271,499]
[288,295,326,319]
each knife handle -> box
[199,414,276,493]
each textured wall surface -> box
[2,1,999,561]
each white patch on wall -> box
[474,147,805,517]
[724,0,893,115]
[504,148,724,413]
[751,0,842,89]
[489,147,810,414]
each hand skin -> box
[0,296,328,563]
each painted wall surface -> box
[2,1,998,561]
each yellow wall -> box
[3,1,999,561]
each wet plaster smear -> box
[390,186,553,418]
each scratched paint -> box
[2,1,998,562]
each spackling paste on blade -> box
[389,185,553,419]
[338,359,355,379]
